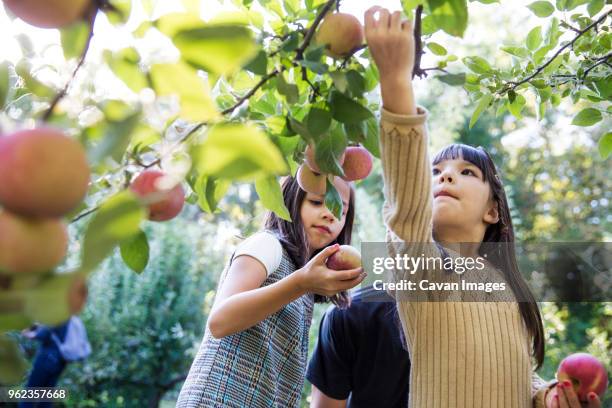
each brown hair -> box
[264,176,356,309]
[432,143,545,369]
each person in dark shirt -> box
[306,285,411,408]
[19,321,69,408]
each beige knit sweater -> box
[379,107,551,408]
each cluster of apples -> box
[297,144,373,195]
[2,0,93,29]
[0,128,90,276]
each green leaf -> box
[346,70,366,96]
[507,93,526,119]
[106,0,132,25]
[150,62,219,122]
[469,93,493,128]
[120,229,150,274]
[594,78,611,100]
[571,108,602,126]
[470,0,498,3]
[15,60,55,98]
[276,74,299,104]
[363,118,381,159]
[173,24,258,76]
[329,91,374,124]
[314,130,348,176]
[288,116,314,142]
[105,48,147,93]
[526,26,543,51]
[0,61,9,110]
[244,50,268,75]
[194,174,230,213]
[82,191,146,273]
[305,44,326,62]
[545,18,560,47]
[22,273,84,325]
[255,176,291,221]
[194,123,289,180]
[299,59,328,74]
[587,0,604,16]
[462,56,492,74]
[60,21,90,60]
[527,1,555,17]
[330,71,348,93]
[427,0,468,37]
[508,90,517,104]
[281,31,300,52]
[0,312,31,332]
[437,73,466,86]
[402,0,425,18]
[427,42,447,56]
[0,335,28,385]
[344,122,366,143]
[88,106,142,164]
[306,108,332,137]
[501,46,530,58]
[420,15,438,35]
[324,178,343,220]
[598,132,612,159]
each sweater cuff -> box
[381,106,428,126]
[533,380,558,408]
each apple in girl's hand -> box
[556,353,608,401]
[327,245,362,270]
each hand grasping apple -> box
[296,244,366,297]
[545,353,607,408]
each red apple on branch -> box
[0,127,90,218]
[341,146,373,181]
[129,170,185,222]
[315,13,364,59]
[3,0,92,29]
[556,353,608,402]
[0,210,68,274]
[296,164,327,195]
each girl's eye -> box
[310,200,323,206]
[462,169,476,176]
[432,168,440,175]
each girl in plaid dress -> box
[177,175,366,407]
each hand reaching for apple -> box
[296,244,366,297]
[364,6,414,83]
[363,6,417,116]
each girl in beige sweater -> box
[363,6,602,408]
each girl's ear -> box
[483,200,500,225]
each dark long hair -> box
[264,176,356,309]
[432,143,545,369]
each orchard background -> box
[0,0,610,406]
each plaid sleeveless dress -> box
[177,247,315,408]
